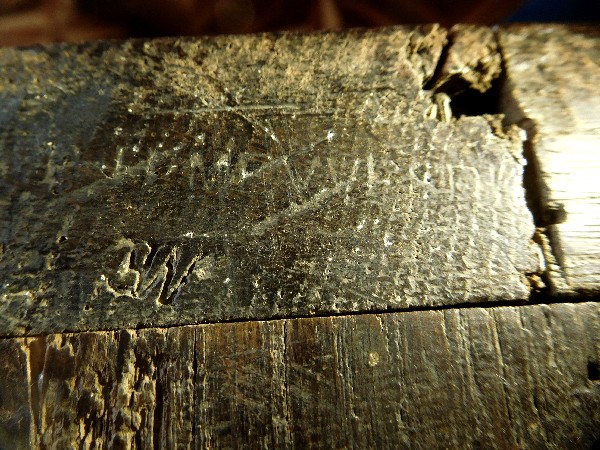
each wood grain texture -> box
[0,327,196,449]
[0,27,542,337]
[1,302,599,449]
[500,25,600,295]
[0,339,32,450]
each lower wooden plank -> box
[195,320,289,449]
[1,303,599,449]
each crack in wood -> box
[0,295,596,340]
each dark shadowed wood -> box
[500,24,600,296]
[0,303,598,448]
[0,328,195,449]
[0,27,541,337]
[0,339,32,450]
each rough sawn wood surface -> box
[1,302,599,449]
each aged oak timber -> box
[0,26,542,337]
[1,25,599,450]
[500,25,600,296]
[0,303,599,448]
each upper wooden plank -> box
[0,26,541,336]
[500,25,600,295]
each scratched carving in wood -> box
[0,27,542,336]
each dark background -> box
[0,0,599,47]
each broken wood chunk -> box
[500,25,600,295]
[427,24,502,95]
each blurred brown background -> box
[0,0,530,47]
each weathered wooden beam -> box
[1,302,598,448]
[1,24,599,449]
[499,24,600,296]
[0,26,542,337]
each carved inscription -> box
[102,240,201,305]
